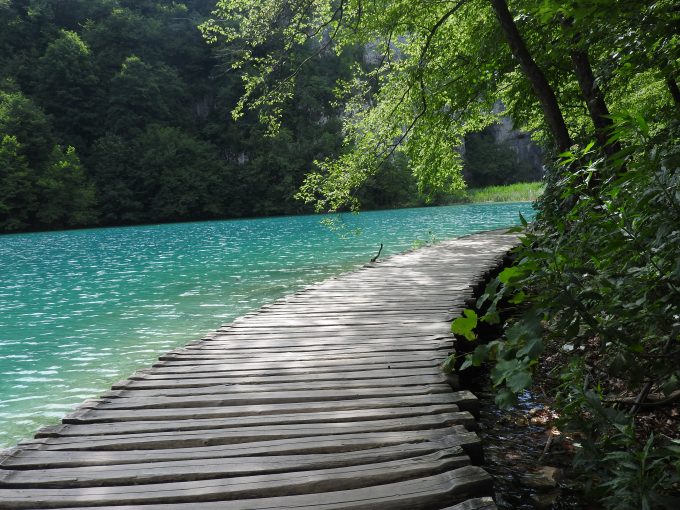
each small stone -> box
[530,414,550,425]
[530,490,559,509]
[513,416,530,426]
[521,465,560,489]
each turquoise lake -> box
[0,203,534,448]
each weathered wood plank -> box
[1,430,469,468]
[194,337,451,349]
[111,373,450,393]
[114,372,455,390]
[85,385,452,411]
[131,363,439,379]
[63,392,476,423]
[38,407,475,438]
[23,419,473,451]
[154,351,446,366]
[216,323,448,334]
[441,497,498,510]
[141,362,444,378]
[0,463,490,509]
[4,468,493,510]
[181,339,451,352]
[0,443,470,488]
[103,376,452,399]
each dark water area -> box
[475,385,587,509]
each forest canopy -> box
[0,0,539,234]
[203,0,678,211]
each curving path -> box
[0,229,517,509]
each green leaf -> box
[441,354,456,373]
[498,266,524,284]
[494,388,517,409]
[451,309,477,341]
[507,370,532,393]
[634,113,649,137]
[471,344,489,366]
[481,310,501,324]
[517,336,544,358]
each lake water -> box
[0,203,534,448]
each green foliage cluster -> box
[0,92,95,230]
[0,0,538,232]
[206,0,512,210]
[454,120,680,507]
[0,0,359,232]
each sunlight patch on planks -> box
[0,229,517,509]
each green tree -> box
[35,145,97,228]
[202,0,562,210]
[107,56,187,136]
[0,135,34,231]
[0,90,55,168]
[88,133,144,224]
[33,30,100,149]
[134,125,227,222]
[204,0,677,209]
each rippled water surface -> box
[0,203,534,447]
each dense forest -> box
[0,0,345,231]
[0,0,539,233]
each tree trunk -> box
[489,0,572,153]
[569,47,621,158]
[667,77,680,108]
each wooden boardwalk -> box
[0,230,517,509]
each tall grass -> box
[446,182,544,204]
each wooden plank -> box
[86,385,452,411]
[63,392,476,424]
[216,323,448,334]
[177,343,451,355]
[112,373,450,392]
[22,419,473,451]
[227,317,450,328]
[114,372,455,390]
[3,468,493,510]
[441,497,498,510]
[2,430,468,468]
[177,346,451,357]
[142,361,443,377]
[131,363,440,380]
[0,443,470,488]
[37,407,474,438]
[0,463,490,508]
[104,376,451,398]
[152,353,446,367]
[156,350,446,363]
[193,337,452,350]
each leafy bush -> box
[449,116,680,508]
